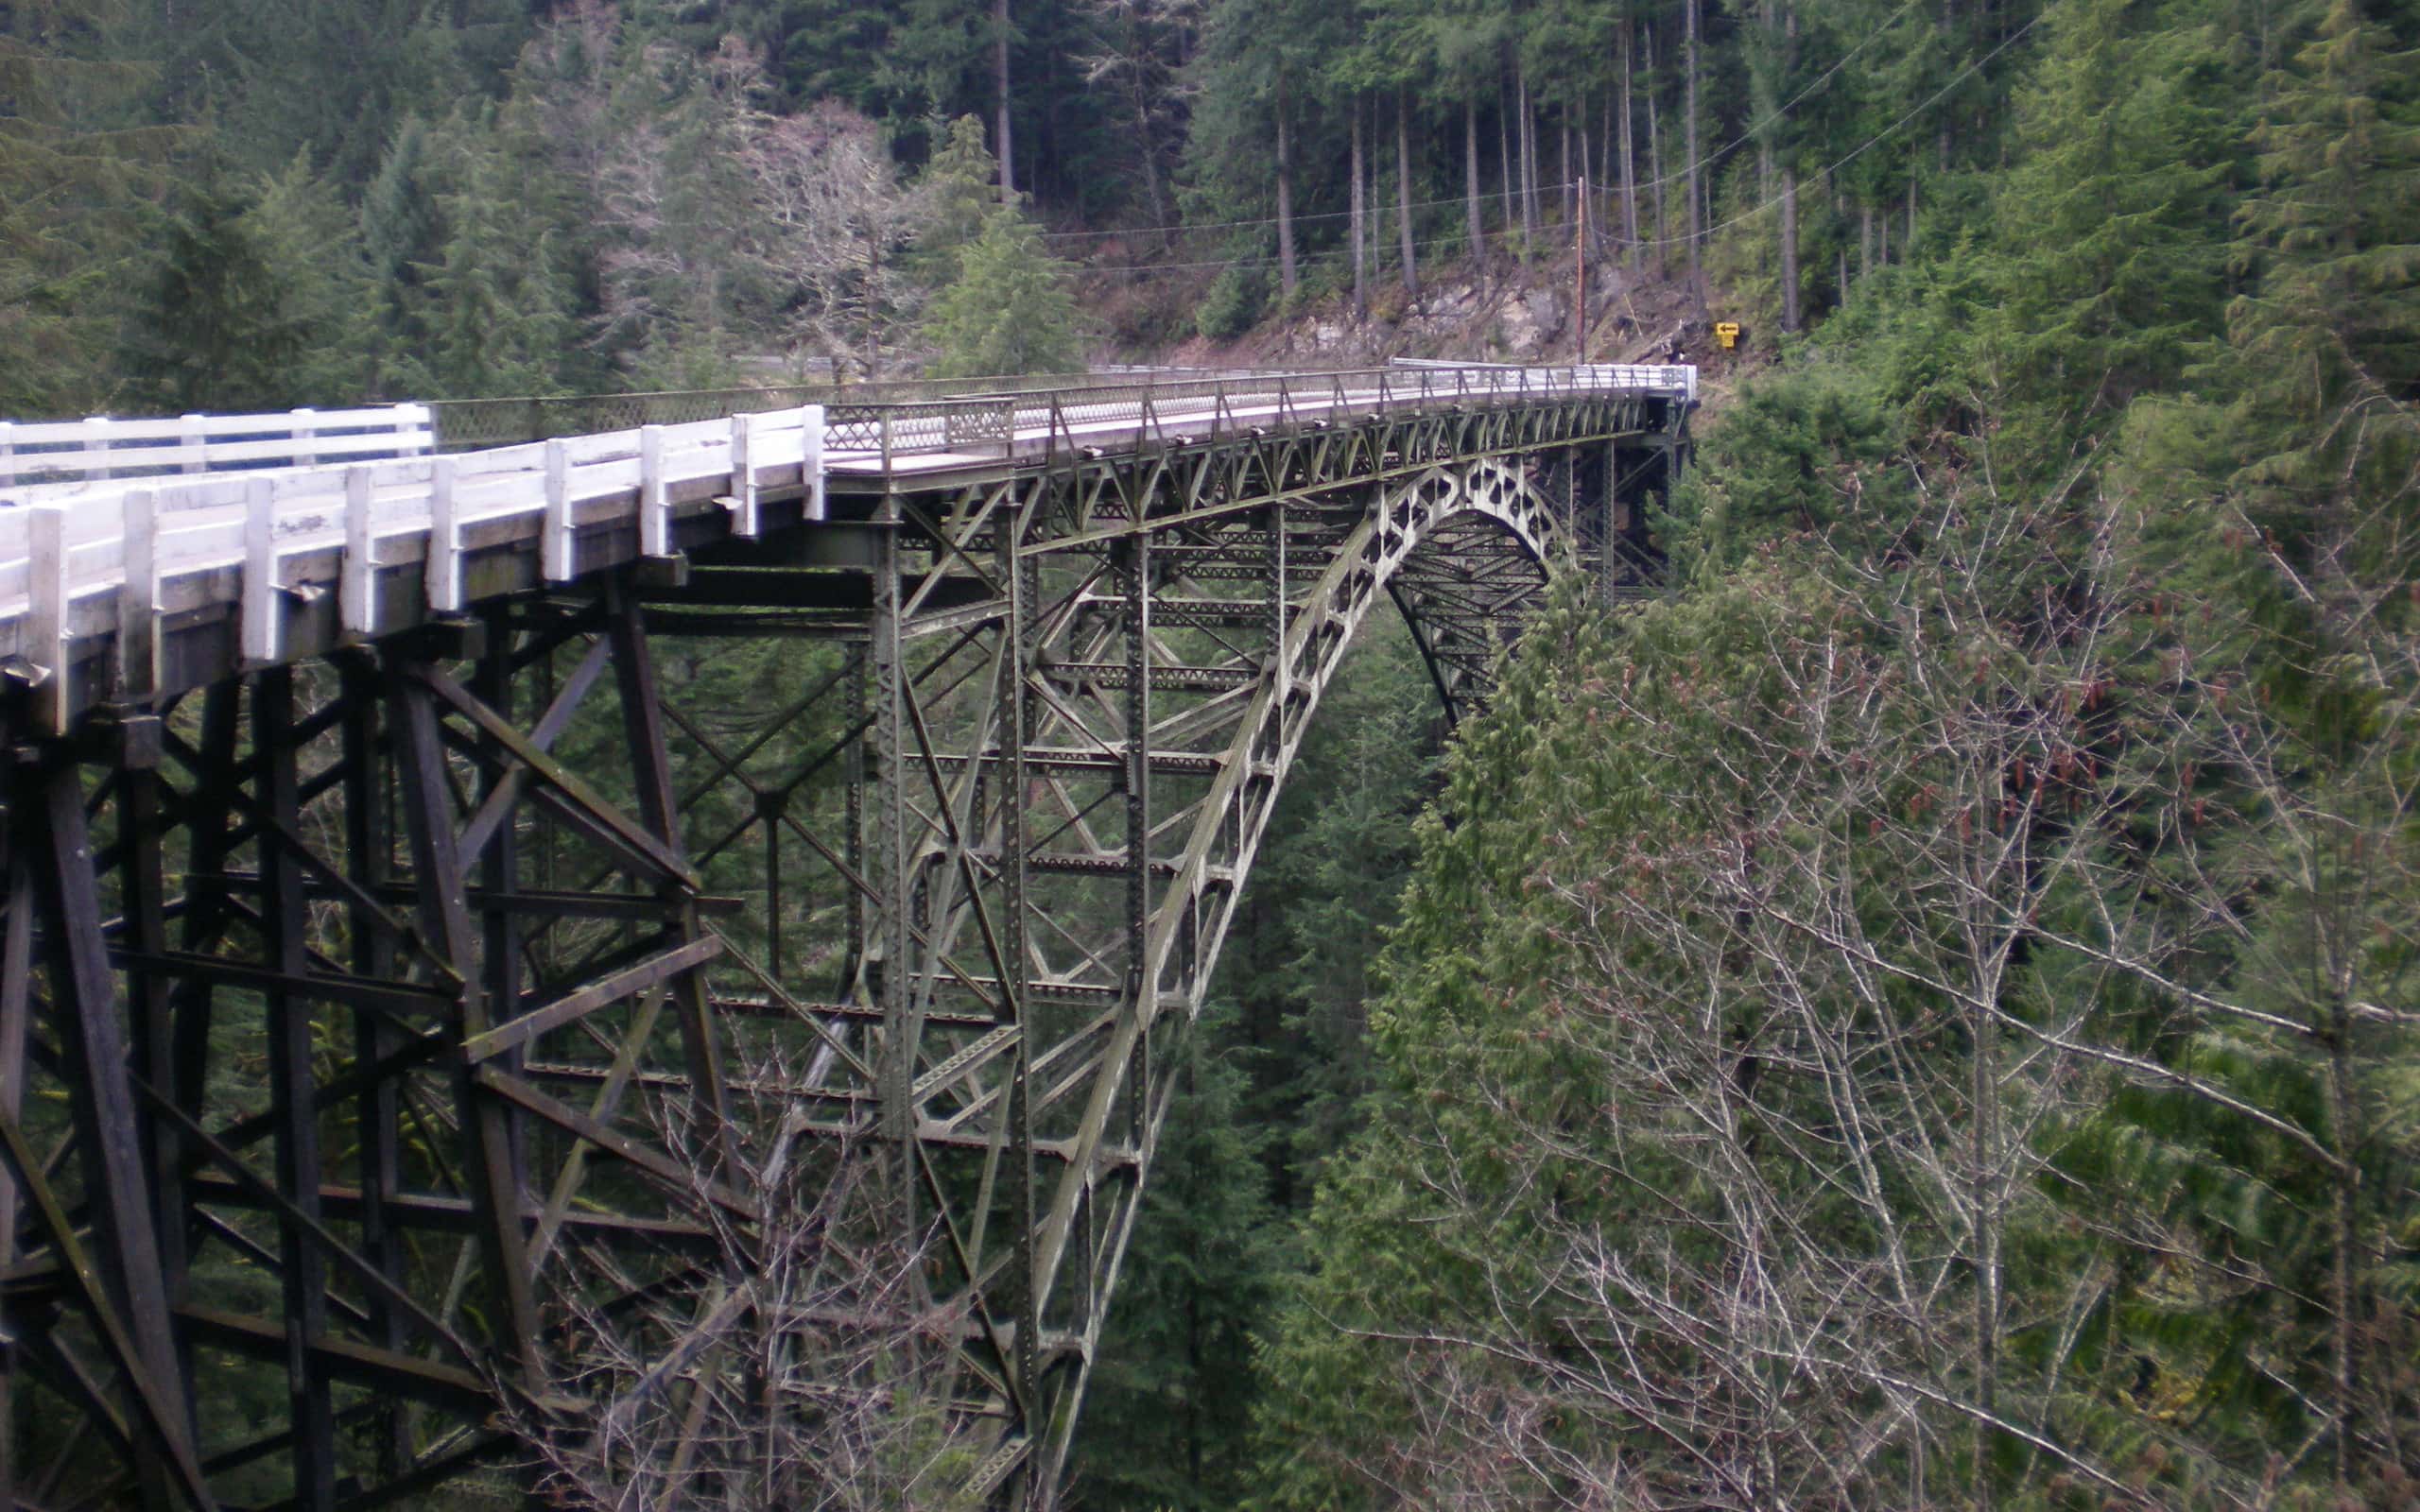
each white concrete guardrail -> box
[0,404,436,495]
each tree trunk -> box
[1860,201,1874,283]
[1497,86,1514,236]
[1580,96,1603,258]
[1517,64,1537,242]
[1129,77,1167,246]
[1836,176,1850,300]
[1780,167,1799,332]
[1973,971,2002,1512]
[1619,21,1638,270]
[1685,0,1703,301]
[994,0,1014,198]
[1561,116,1573,228]
[1778,4,1800,332]
[1908,171,1919,255]
[1368,112,1382,284]
[1647,22,1666,274]
[1397,92,1420,296]
[1465,96,1485,269]
[1275,70,1297,301]
[1350,99,1368,317]
[2329,994,2360,1489]
[1938,0,1956,170]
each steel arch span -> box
[0,367,1689,1512]
[687,449,1618,1503]
[1026,456,1558,1470]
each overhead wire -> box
[1041,0,1927,247]
[1629,12,2040,249]
[1627,0,1927,194]
[1040,179,1571,243]
[1070,13,2041,272]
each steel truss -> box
[0,390,1685,1510]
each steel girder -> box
[648,394,1675,1503]
[0,393,1684,1511]
[0,593,745,1512]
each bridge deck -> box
[0,364,1692,732]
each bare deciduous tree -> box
[1314,462,2415,1508]
[511,1049,982,1512]
[734,95,926,380]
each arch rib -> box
[1025,455,1563,1485]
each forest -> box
[15,0,2082,408]
[5,0,2419,1507]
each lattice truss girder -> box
[0,394,1679,1512]
[735,402,1641,1499]
[0,576,776,1512]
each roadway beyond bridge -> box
[0,364,1693,1510]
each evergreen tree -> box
[1987,0,2241,447]
[1080,1016,1282,1511]
[0,0,172,414]
[2227,0,2420,533]
[120,159,373,412]
[398,107,584,398]
[918,113,1007,278]
[923,207,1085,375]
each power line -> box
[1630,0,1927,195]
[1041,179,1571,244]
[1075,226,1534,277]
[1070,16,2039,275]
[1042,0,1926,248]
[1633,12,2041,249]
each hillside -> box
[1088,253,1720,372]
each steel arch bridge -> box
[0,364,1691,1510]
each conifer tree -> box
[1987,0,2239,445]
[1080,1016,1281,1511]
[0,0,171,414]
[120,159,373,412]
[923,207,1085,375]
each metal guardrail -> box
[426,369,1281,451]
[814,363,1695,469]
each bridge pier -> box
[0,369,1689,1510]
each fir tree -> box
[1988,0,2241,446]
[121,170,326,413]
[0,0,171,414]
[923,206,1085,375]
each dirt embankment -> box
[1083,249,1764,405]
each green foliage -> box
[923,206,1085,376]
[120,157,375,411]
[1082,1014,1283,1511]
[394,106,584,398]
[0,0,172,414]
[1660,350,1904,576]
[1248,2,2420,1505]
[917,113,1005,277]
[1195,264,1268,342]
[1080,620,1444,1507]
[7,1,2418,1503]
[1983,0,2241,451]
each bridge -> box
[0,363,1693,1510]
